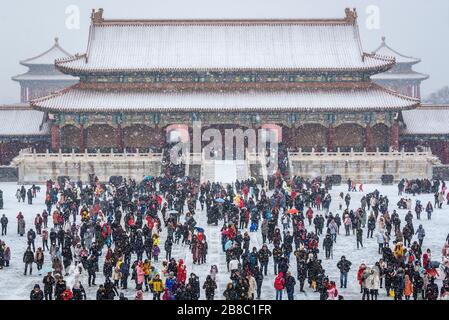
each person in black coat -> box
[165,237,173,261]
[412,272,424,300]
[336,256,352,289]
[86,255,97,286]
[72,282,87,300]
[54,277,67,300]
[203,275,217,300]
[23,246,34,275]
[323,234,333,259]
[188,273,201,300]
[27,188,33,205]
[425,277,439,300]
[252,265,264,299]
[30,284,44,300]
[27,229,36,252]
[104,278,119,300]
[285,271,296,300]
[278,257,289,275]
[96,285,107,300]
[393,268,405,300]
[62,246,72,276]
[42,272,55,300]
[0,214,7,236]
[257,244,272,276]
[296,259,307,292]
[356,227,364,249]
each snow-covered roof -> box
[402,105,449,135]
[12,73,78,82]
[0,105,50,136]
[56,9,394,74]
[31,83,419,113]
[371,71,429,81]
[20,38,72,66]
[373,36,421,65]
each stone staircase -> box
[201,161,216,183]
[201,160,250,183]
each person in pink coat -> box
[327,281,339,300]
[136,262,145,290]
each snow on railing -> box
[14,148,163,162]
[287,146,435,159]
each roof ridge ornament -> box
[91,8,104,24]
[345,8,357,24]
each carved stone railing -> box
[12,148,164,184]
[287,147,441,183]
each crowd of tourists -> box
[1,171,449,300]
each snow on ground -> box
[0,181,448,300]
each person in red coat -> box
[423,249,431,269]
[177,259,187,284]
[357,263,367,293]
[61,288,73,300]
[306,207,314,226]
[315,195,321,211]
[274,272,285,300]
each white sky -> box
[0,0,448,104]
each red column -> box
[0,142,4,165]
[327,126,335,151]
[282,127,291,148]
[390,122,399,151]
[441,141,449,164]
[51,125,60,152]
[365,124,373,151]
[79,125,85,153]
[115,125,123,152]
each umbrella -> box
[195,227,205,233]
[43,266,54,274]
[144,175,153,181]
[224,240,233,251]
[215,198,225,203]
[288,208,298,214]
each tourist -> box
[0,214,7,236]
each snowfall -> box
[0,181,448,300]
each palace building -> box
[12,38,78,103]
[3,8,449,183]
[30,8,419,156]
[371,37,429,99]
[0,104,50,165]
[0,38,77,165]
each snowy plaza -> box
[0,1,449,303]
[0,179,448,300]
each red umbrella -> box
[288,208,298,214]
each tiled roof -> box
[12,73,78,82]
[56,10,394,73]
[20,38,72,66]
[31,82,419,113]
[0,105,50,136]
[372,36,421,65]
[371,72,429,81]
[402,105,449,135]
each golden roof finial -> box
[91,8,104,24]
[345,8,358,24]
